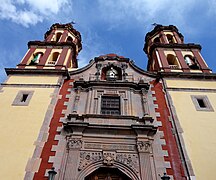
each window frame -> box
[191,95,214,112]
[101,95,121,115]
[12,90,34,106]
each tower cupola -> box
[144,25,211,73]
[18,23,82,70]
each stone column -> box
[64,137,82,180]
[137,140,153,180]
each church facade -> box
[0,23,216,180]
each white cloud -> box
[97,0,198,27]
[77,28,105,67]
[23,0,69,15]
[208,0,216,15]
[0,0,71,27]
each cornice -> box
[28,41,80,51]
[69,59,95,76]
[64,114,157,136]
[129,61,157,77]
[0,83,60,88]
[144,42,201,54]
[5,68,69,76]
[94,56,130,62]
[73,80,150,90]
[67,113,154,123]
[157,71,216,80]
[144,25,184,42]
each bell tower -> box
[144,25,211,73]
[0,23,82,179]
[17,23,82,70]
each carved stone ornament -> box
[78,151,139,174]
[137,141,151,153]
[116,153,139,173]
[103,151,116,166]
[67,137,82,149]
[78,152,102,170]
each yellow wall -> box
[166,79,216,90]
[0,75,59,179]
[166,79,216,180]
[7,75,60,85]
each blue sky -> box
[0,0,216,82]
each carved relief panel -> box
[78,150,140,176]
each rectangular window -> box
[21,94,29,102]
[12,90,34,106]
[191,95,214,111]
[101,96,120,115]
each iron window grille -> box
[101,96,120,115]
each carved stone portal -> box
[78,151,139,174]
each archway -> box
[77,161,139,180]
[85,167,131,180]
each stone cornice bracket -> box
[136,141,152,153]
[131,124,157,137]
[63,121,89,134]
[66,136,82,150]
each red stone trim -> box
[66,51,72,68]
[148,51,160,71]
[37,48,52,69]
[173,31,182,44]
[33,79,73,179]
[59,30,68,42]
[174,50,190,72]
[18,47,36,68]
[55,47,69,69]
[157,49,171,72]
[191,50,211,73]
[72,51,78,68]
[46,29,56,42]
[159,31,168,44]
[151,80,186,180]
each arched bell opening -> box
[184,55,200,70]
[101,66,122,81]
[66,36,73,43]
[29,52,44,65]
[56,32,62,42]
[167,54,180,69]
[166,34,175,44]
[153,37,160,43]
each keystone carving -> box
[137,141,151,153]
[103,151,116,166]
